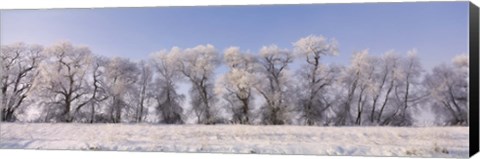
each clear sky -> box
[1,2,469,71]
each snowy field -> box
[0,123,468,158]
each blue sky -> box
[1,2,469,71]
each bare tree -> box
[176,44,220,124]
[215,47,258,124]
[255,45,293,125]
[1,43,44,122]
[151,47,185,124]
[293,35,339,126]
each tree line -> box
[0,35,469,126]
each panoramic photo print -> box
[0,2,471,158]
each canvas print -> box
[0,2,474,158]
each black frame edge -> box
[470,1,479,158]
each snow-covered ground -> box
[0,123,468,158]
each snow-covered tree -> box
[255,45,294,125]
[176,44,220,124]
[293,35,339,125]
[104,57,139,123]
[0,50,3,120]
[337,49,376,126]
[1,43,44,122]
[383,50,424,126]
[151,47,185,124]
[215,47,258,124]
[132,60,153,122]
[371,51,402,125]
[0,39,469,127]
[84,56,109,123]
[452,54,469,79]
[424,54,468,126]
[36,41,92,122]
